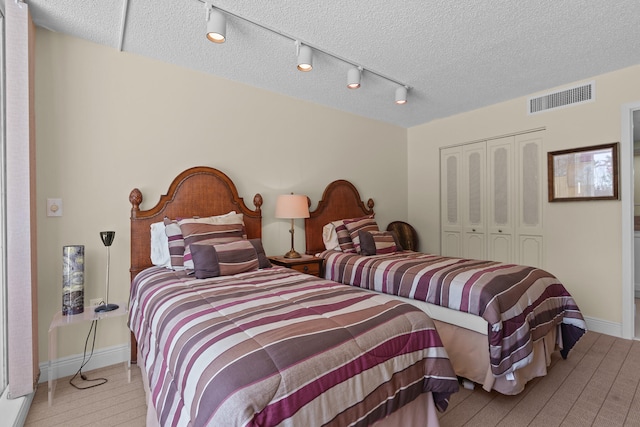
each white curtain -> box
[6,0,38,398]
[0,7,6,399]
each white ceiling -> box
[16,0,640,128]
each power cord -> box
[69,319,108,390]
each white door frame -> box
[621,101,639,340]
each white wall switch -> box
[47,198,63,217]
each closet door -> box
[440,146,462,257]
[462,142,486,260]
[487,137,514,263]
[515,132,544,268]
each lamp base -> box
[94,303,119,313]
[283,249,302,259]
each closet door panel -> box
[487,137,514,262]
[462,142,486,260]
[518,235,543,268]
[441,146,463,257]
[515,132,544,267]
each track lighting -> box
[347,67,362,89]
[206,4,226,44]
[395,85,408,105]
[296,41,313,72]
[202,3,410,104]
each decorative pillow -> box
[322,222,341,251]
[343,215,378,253]
[178,220,245,269]
[190,244,220,279]
[164,218,186,269]
[248,238,272,269]
[359,230,399,256]
[333,220,356,253]
[150,221,172,268]
[190,240,260,279]
[163,211,241,269]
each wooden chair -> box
[386,221,419,252]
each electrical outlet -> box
[90,298,103,307]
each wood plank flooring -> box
[25,331,640,426]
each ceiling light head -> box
[206,6,226,44]
[395,85,408,105]
[347,67,362,89]
[296,42,313,72]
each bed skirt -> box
[137,348,442,427]
[433,319,557,395]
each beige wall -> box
[34,30,408,363]
[408,65,640,326]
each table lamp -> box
[275,194,310,258]
[95,231,119,313]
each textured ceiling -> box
[18,0,640,128]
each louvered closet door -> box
[462,142,486,260]
[487,137,514,263]
[515,132,544,268]
[441,146,463,257]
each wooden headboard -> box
[129,166,263,281]
[305,179,374,255]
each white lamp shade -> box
[297,45,313,72]
[207,9,226,43]
[275,194,310,219]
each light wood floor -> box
[25,331,640,427]
[25,363,146,427]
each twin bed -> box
[128,167,458,427]
[304,179,587,395]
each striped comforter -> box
[320,250,587,378]
[129,266,459,427]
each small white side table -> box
[48,302,129,406]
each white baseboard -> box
[39,343,129,383]
[584,315,622,338]
[0,386,34,427]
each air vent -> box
[528,81,594,114]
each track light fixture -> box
[296,41,313,72]
[395,85,408,105]
[347,67,362,89]
[201,2,410,104]
[205,3,226,44]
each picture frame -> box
[547,142,619,202]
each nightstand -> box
[268,255,324,277]
[48,302,129,405]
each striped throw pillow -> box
[178,219,245,269]
[190,240,260,279]
[163,212,243,269]
[343,215,378,253]
[333,220,356,253]
[358,230,399,256]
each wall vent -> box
[528,81,594,114]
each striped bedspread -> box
[129,266,459,427]
[320,250,587,378]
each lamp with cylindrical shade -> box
[275,194,310,258]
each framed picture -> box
[547,142,619,202]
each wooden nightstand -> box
[268,255,324,277]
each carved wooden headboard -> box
[304,179,374,255]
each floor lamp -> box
[275,194,310,258]
[95,231,119,313]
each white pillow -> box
[150,221,172,268]
[322,222,341,251]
